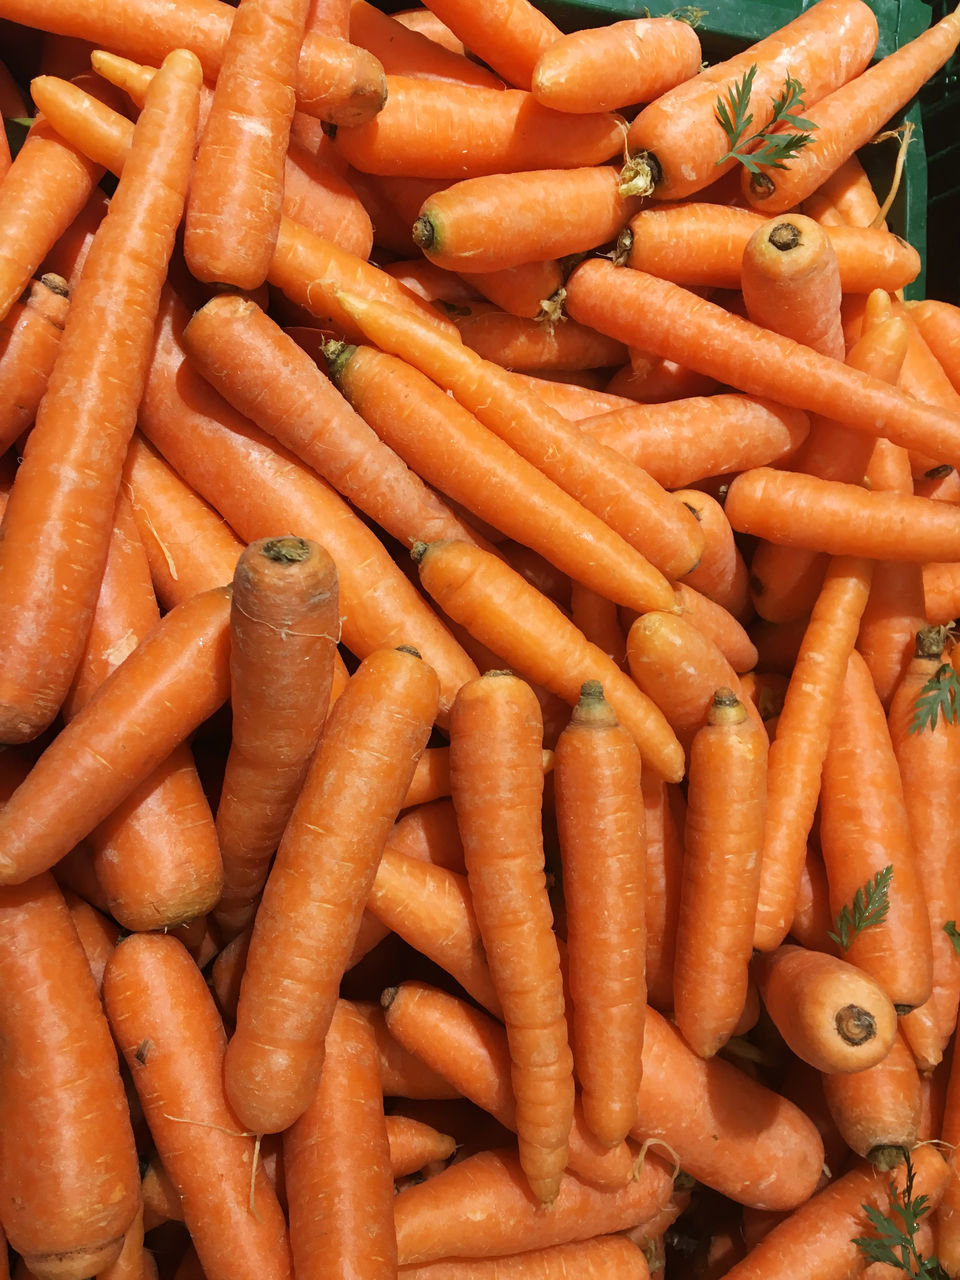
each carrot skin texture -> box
[0,271,70,453]
[0,874,141,1280]
[0,48,200,745]
[396,1236,652,1277]
[820,1027,922,1165]
[224,646,440,1134]
[102,931,294,1280]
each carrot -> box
[0,872,140,1280]
[0,271,69,453]
[334,288,705,587]
[577,392,810,489]
[742,4,960,213]
[140,1156,185,1230]
[61,886,123,993]
[802,152,885,230]
[821,1028,923,1168]
[224,646,439,1135]
[530,15,702,113]
[139,286,479,722]
[347,0,503,87]
[413,539,685,783]
[282,998,397,1279]
[397,1235,652,1277]
[393,1144,678,1265]
[0,584,232,885]
[753,555,874,952]
[569,583,627,667]
[562,259,960,467]
[906,297,960,397]
[350,999,463,1102]
[38,185,110,293]
[673,688,768,1059]
[752,943,899,1074]
[461,258,566,321]
[619,0,880,200]
[392,7,465,51]
[0,49,200,746]
[674,488,751,622]
[385,1113,457,1177]
[398,0,561,90]
[102,931,294,1280]
[553,679,646,1146]
[331,77,625,177]
[672,582,759,675]
[448,670,573,1203]
[412,166,644,274]
[641,775,684,1013]
[449,301,628,373]
[382,256,485,307]
[181,293,490,552]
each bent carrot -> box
[0,271,69,453]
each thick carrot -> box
[820,1028,922,1167]
[752,943,899,1074]
[554,679,646,1146]
[0,584,232,885]
[102,931,294,1280]
[413,538,685,783]
[139,286,479,721]
[743,3,960,213]
[334,288,705,587]
[223,646,439,1135]
[0,873,141,1280]
[282,998,397,1279]
[562,259,960,467]
[0,271,69,453]
[213,536,340,940]
[0,48,200,745]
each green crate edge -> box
[534,0,932,299]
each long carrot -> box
[402,0,561,89]
[0,271,69,453]
[102,931,294,1280]
[223,646,440,1135]
[0,873,141,1280]
[0,48,200,745]
[563,259,960,467]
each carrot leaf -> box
[827,865,893,951]
[853,1150,948,1277]
[909,663,960,734]
[945,920,960,957]
[715,65,818,173]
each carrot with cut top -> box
[554,679,646,1146]
[414,539,685,783]
[463,259,566,321]
[0,271,69,453]
[448,670,573,1204]
[102,931,294,1280]
[752,943,899,1075]
[282,998,397,1280]
[821,1028,923,1168]
[0,872,141,1280]
[0,48,200,746]
[348,0,504,87]
[563,259,960,467]
[673,688,768,1059]
[413,166,645,274]
[335,288,704,586]
[224,645,440,1135]
[742,3,960,213]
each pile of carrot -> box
[1,0,960,1274]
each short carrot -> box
[397,0,561,90]
[0,271,69,453]
[348,0,503,87]
[385,1113,457,1178]
[459,258,565,320]
[449,301,628,373]
[820,1028,923,1168]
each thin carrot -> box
[392,7,464,50]
[385,1113,457,1178]
[672,582,759,675]
[742,3,960,213]
[641,775,684,1013]
[397,1235,653,1277]
[396,0,561,90]
[413,538,685,783]
[61,886,123,993]
[412,166,644,274]
[673,688,768,1059]
[820,1028,923,1168]
[331,77,625,177]
[0,48,200,745]
[223,646,439,1135]
[752,943,899,1074]
[282,998,397,1279]
[568,583,627,667]
[347,0,503,87]
[213,536,340,940]
[0,271,69,454]
[38,185,110,293]
[102,931,294,1280]
[906,297,960,397]
[554,679,646,1146]
[334,287,705,587]
[0,872,141,1280]
[448,670,573,1203]
[449,301,628,373]
[0,584,232,885]
[382,256,484,307]
[351,999,463,1101]
[674,488,752,622]
[802,151,885,229]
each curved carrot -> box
[102,931,294,1280]
[0,271,69,453]
[223,646,440,1135]
[0,48,200,745]
[820,1028,923,1168]
[0,873,140,1280]
[282,998,397,1279]
[752,943,899,1075]
[554,679,646,1146]
[413,538,685,783]
[562,259,960,467]
[672,582,759,675]
[213,536,340,940]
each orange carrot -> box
[223,646,439,1135]
[673,689,768,1058]
[385,1113,457,1178]
[569,583,627,668]
[102,931,294,1280]
[672,582,759,675]
[348,0,503,87]
[641,775,684,1012]
[674,488,751,622]
[38,185,110,292]
[398,0,561,90]
[907,297,960,397]
[396,1235,653,1277]
[820,1028,923,1168]
[449,301,628,373]
[0,271,69,453]
[0,873,141,1280]
[61,886,123,993]
[460,259,566,320]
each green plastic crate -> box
[919,0,959,303]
